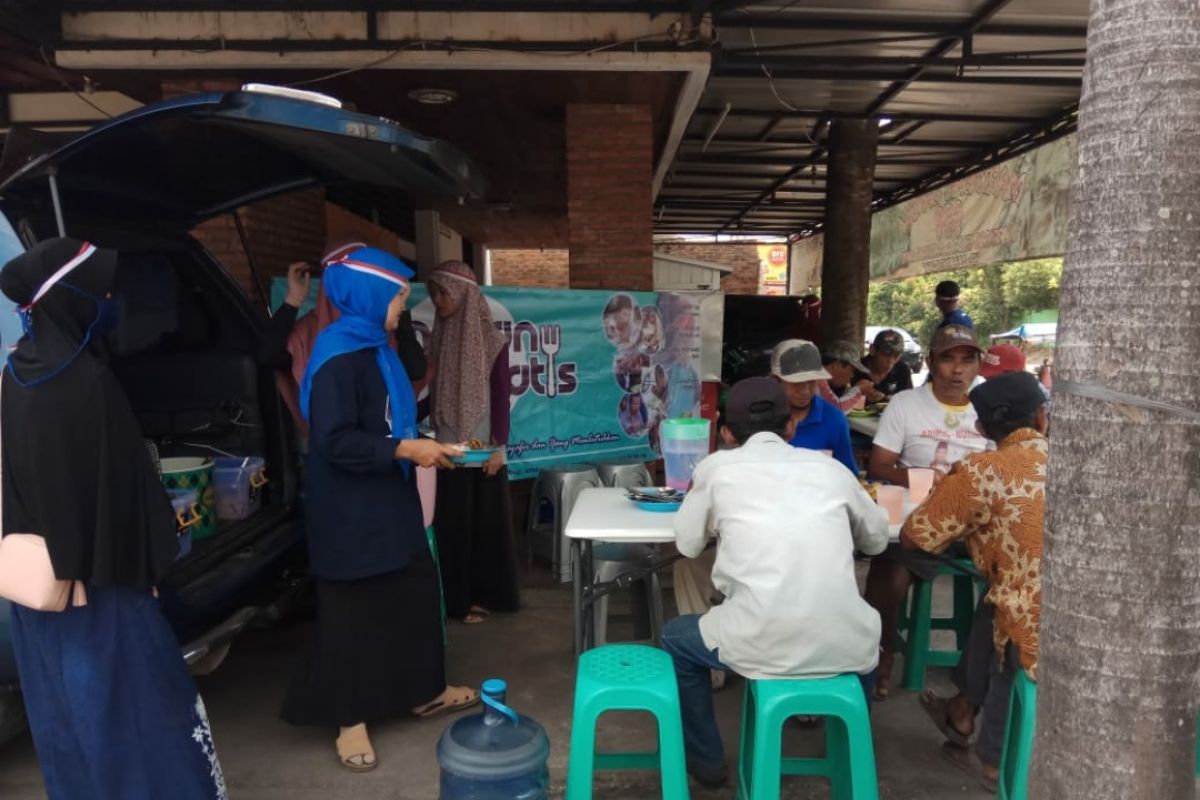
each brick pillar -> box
[565,104,654,290]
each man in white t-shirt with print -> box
[863,324,990,697]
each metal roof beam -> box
[682,134,987,149]
[676,155,955,166]
[720,53,1086,69]
[693,107,1047,123]
[715,66,1079,87]
[713,14,1086,39]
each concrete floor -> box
[0,573,992,800]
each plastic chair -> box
[997,669,1037,800]
[596,459,654,489]
[527,464,602,583]
[566,644,690,800]
[737,675,878,800]
[592,543,664,646]
[899,559,983,691]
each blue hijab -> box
[299,247,417,473]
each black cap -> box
[935,280,961,299]
[969,372,1046,426]
[872,329,905,356]
[725,376,788,424]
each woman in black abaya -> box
[0,238,227,799]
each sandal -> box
[336,724,378,773]
[413,685,481,721]
[874,650,894,701]
[463,605,491,625]
[940,742,999,794]
[919,690,973,747]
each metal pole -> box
[47,172,65,237]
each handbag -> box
[0,371,87,611]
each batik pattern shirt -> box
[901,428,1046,676]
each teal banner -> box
[271,279,704,480]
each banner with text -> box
[273,280,703,480]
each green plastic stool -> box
[566,644,690,800]
[899,559,983,691]
[737,675,878,800]
[425,526,446,644]
[997,669,1037,800]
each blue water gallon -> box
[437,678,550,800]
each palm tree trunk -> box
[1032,1,1200,797]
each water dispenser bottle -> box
[437,678,550,800]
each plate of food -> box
[625,486,685,512]
[450,439,499,464]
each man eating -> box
[769,339,857,474]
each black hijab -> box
[0,238,178,589]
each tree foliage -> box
[866,258,1062,347]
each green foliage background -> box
[866,258,1062,347]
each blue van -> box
[0,85,482,743]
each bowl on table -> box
[449,446,499,465]
[626,486,685,513]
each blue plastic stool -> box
[737,675,878,800]
[899,559,983,691]
[566,645,690,800]
[997,669,1037,800]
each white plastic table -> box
[847,413,881,438]
[564,487,680,655]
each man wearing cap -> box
[820,340,875,413]
[900,372,1048,792]
[982,343,1052,411]
[936,279,974,329]
[662,377,889,788]
[854,329,914,402]
[864,324,991,696]
[769,339,858,474]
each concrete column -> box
[566,104,654,290]
[819,119,879,347]
[414,209,440,281]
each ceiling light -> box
[408,88,458,105]
[878,116,894,127]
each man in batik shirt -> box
[900,371,1048,792]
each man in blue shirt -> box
[936,280,974,328]
[769,339,857,474]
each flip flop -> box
[940,742,999,794]
[463,606,491,625]
[919,690,973,747]
[336,724,378,773]
[413,685,481,721]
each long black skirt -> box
[434,466,521,618]
[282,551,445,727]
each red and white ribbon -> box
[331,258,409,289]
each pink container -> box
[875,485,907,525]
[908,468,935,504]
[417,465,437,529]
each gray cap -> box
[726,376,789,424]
[821,340,868,374]
[770,339,832,383]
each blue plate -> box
[632,499,682,513]
[450,447,498,464]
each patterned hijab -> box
[427,261,507,443]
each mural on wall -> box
[789,133,1077,287]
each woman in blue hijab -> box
[282,247,479,773]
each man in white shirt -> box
[661,377,890,787]
[864,323,990,697]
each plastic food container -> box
[213,457,268,521]
[168,489,201,560]
[159,458,216,540]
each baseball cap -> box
[871,329,905,356]
[969,371,1047,427]
[935,280,961,299]
[980,344,1027,379]
[929,324,983,357]
[725,376,789,424]
[821,340,868,374]
[770,339,832,383]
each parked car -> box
[865,325,923,373]
[0,85,482,745]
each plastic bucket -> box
[160,458,216,540]
[212,457,268,521]
[660,418,711,491]
[168,489,200,560]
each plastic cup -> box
[851,394,867,411]
[908,468,935,504]
[660,418,711,491]
[875,485,907,525]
